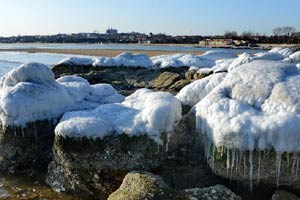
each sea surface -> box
[0,43,266,77]
[0,43,264,52]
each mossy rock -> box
[0,120,55,174]
[108,171,176,200]
[47,133,169,199]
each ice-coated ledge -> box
[55,89,182,143]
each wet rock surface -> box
[0,120,55,175]
[272,190,300,200]
[46,134,168,199]
[52,64,193,95]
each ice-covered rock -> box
[58,57,94,66]
[176,73,227,107]
[55,89,181,142]
[195,60,300,190]
[284,51,300,63]
[93,52,153,68]
[47,89,182,198]
[0,63,123,173]
[228,51,285,72]
[151,51,237,69]
[0,64,123,127]
[269,47,293,57]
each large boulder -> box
[0,63,123,174]
[108,171,176,200]
[195,60,300,192]
[108,171,240,200]
[46,89,182,198]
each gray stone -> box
[0,120,55,174]
[272,190,300,200]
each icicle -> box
[230,149,235,180]
[249,151,253,191]
[33,122,38,141]
[235,150,239,171]
[226,148,230,176]
[296,155,299,180]
[238,150,242,173]
[13,126,17,137]
[243,152,247,177]
[286,153,290,172]
[276,153,282,187]
[257,151,261,184]
[292,153,297,177]
[21,128,25,138]
[166,133,171,152]
[211,146,216,171]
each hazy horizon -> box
[1,0,300,37]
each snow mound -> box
[195,60,300,153]
[58,57,94,66]
[0,63,123,127]
[284,51,300,63]
[228,52,284,72]
[151,51,237,68]
[269,47,293,57]
[176,73,227,106]
[93,52,153,68]
[55,89,182,143]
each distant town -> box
[1,27,300,46]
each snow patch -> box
[93,52,152,68]
[176,73,227,106]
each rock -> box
[0,121,55,174]
[52,65,190,95]
[272,190,300,200]
[108,171,176,200]
[46,134,168,199]
[151,72,181,90]
[108,171,240,200]
[182,185,241,200]
[0,178,9,198]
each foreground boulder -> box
[195,60,300,192]
[0,63,123,173]
[46,89,182,198]
[108,171,240,200]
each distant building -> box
[199,38,233,46]
[106,28,118,35]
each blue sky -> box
[0,0,299,36]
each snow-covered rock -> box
[284,51,300,63]
[228,52,285,72]
[176,73,227,107]
[93,52,153,68]
[269,47,293,57]
[196,60,300,153]
[0,63,123,127]
[58,57,94,66]
[151,51,237,69]
[55,89,181,142]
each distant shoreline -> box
[0,48,206,57]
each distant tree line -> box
[222,26,300,44]
[0,26,300,44]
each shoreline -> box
[0,48,205,57]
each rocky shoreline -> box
[1,49,300,199]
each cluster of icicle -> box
[202,135,300,191]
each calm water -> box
[0,43,266,77]
[0,43,264,53]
